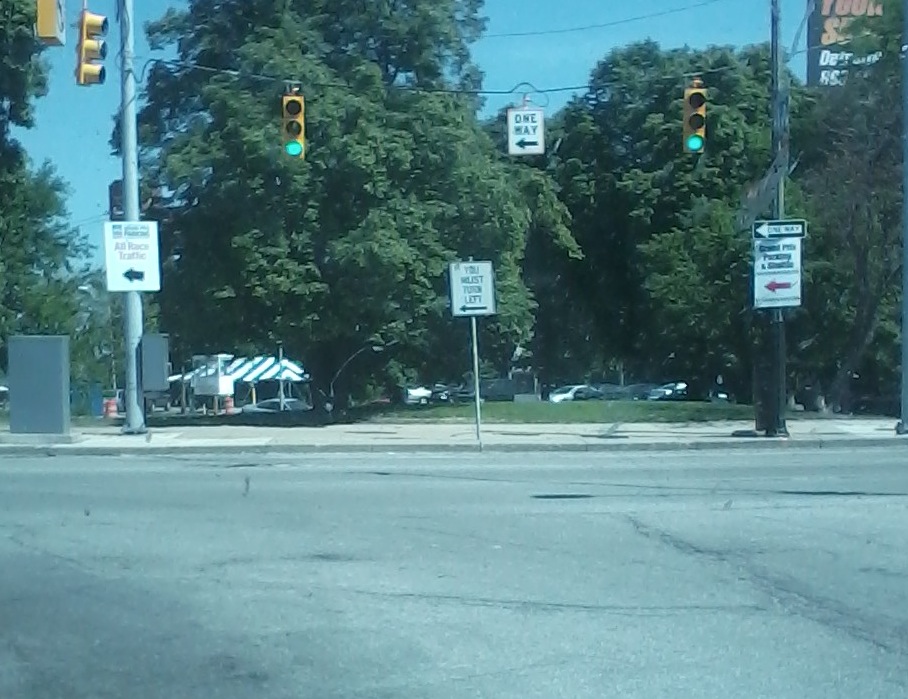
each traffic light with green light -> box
[282,93,305,158]
[75,9,108,86]
[683,79,707,153]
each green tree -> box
[135,0,575,396]
[784,0,903,409]
[0,0,94,378]
[483,107,591,386]
[549,41,792,395]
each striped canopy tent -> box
[169,355,310,406]
[169,356,309,384]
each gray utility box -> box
[7,335,71,435]
[141,333,171,394]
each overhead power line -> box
[484,0,735,39]
[135,29,876,101]
[139,55,757,100]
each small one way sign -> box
[507,106,545,156]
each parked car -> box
[450,378,517,403]
[548,384,603,403]
[647,380,731,403]
[401,384,452,406]
[647,381,690,401]
[241,398,310,413]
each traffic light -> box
[109,179,124,221]
[683,79,707,153]
[75,9,108,86]
[282,93,305,158]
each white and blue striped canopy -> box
[168,356,309,384]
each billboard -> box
[806,0,885,86]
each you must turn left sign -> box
[507,107,545,156]
[449,261,497,317]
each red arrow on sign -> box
[765,280,792,292]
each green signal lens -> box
[285,141,303,157]
[686,134,704,151]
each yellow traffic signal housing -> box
[76,9,108,86]
[282,94,306,158]
[683,80,707,153]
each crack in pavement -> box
[324,585,766,617]
[624,514,908,658]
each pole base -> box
[896,421,908,435]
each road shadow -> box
[137,402,420,429]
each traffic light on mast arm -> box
[282,92,306,158]
[75,8,108,86]
[683,78,707,153]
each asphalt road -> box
[1,448,906,698]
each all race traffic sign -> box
[103,221,162,293]
[506,107,545,156]
[752,218,807,239]
[449,261,496,317]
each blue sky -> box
[13,0,809,267]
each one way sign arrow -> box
[516,138,539,149]
[123,269,145,282]
[753,219,807,239]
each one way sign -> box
[507,107,545,156]
[752,218,807,240]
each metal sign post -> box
[449,259,497,451]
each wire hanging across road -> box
[133,31,873,100]
[484,0,737,38]
[136,55,761,100]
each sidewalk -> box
[1,418,907,455]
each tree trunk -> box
[828,302,880,412]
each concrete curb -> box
[0,437,906,457]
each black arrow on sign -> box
[124,269,145,282]
[516,138,539,149]
[460,305,487,312]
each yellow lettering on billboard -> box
[821,17,853,44]
[822,0,882,16]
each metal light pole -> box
[119,0,145,434]
[767,0,790,437]
[328,341,397,409]
[898,0,908,434]
[278,342,286,411]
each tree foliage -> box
[121,2,906,408]
[541,42,788,394]
[1,0,899,411]
[137,0,576,395]
[791,71,901,407]
[0,0,96,380]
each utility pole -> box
[767,0,789,437]
[898,0,908,435]
[119,0,145,434]
[278,342,286,411]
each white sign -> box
[449,261,496,317]
[35,0,66,46]
[506,107,545,156]
[753,219,807,239]
[104,221,162,293]
[753,237,802,310]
